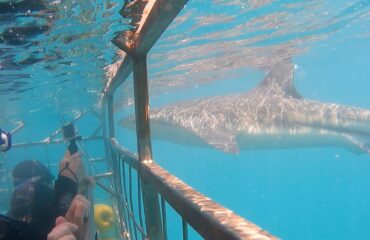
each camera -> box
[62,123,81,155]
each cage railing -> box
[108,138,279,240]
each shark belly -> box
[236,129,355,151]
[150,120,210,148]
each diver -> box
[0,150,88,240]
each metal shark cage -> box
[100,0,280,239]
[0,0,280,239]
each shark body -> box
[121,61,370,154]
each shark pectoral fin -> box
[343,134,370,154]
[198,130,239,154]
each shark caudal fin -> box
[257,60,302,99]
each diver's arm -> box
[55,151,85,217]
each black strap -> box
[58,162,78,183]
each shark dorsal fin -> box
[258,60,302,99]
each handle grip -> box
[68,139,78,155]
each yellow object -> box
[94,204,114,232]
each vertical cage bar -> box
[111,149,128,239]
[137,175,145,240]
[129,166,139,240]
[105,95,128,240]
[107,94,115,138]
[182,218,188,240]
[132,54,152,161]
[160,196,168,240]
[121,159,133,239]
[132,53,164,240]
[107,95,130,239]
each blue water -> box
[1,0,370,239]
[117,1,370,239]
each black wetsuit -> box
[0,176,77,240]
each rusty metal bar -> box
[134,0,189,55]
[132,54,152,161]
[113,0,189,55]
[106,0,188,99]
[132,53,164,240]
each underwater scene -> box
[1,0,370,239]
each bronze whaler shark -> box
[120,61,370,154]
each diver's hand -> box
[65,194,90,240]
[47,216,78,240]
[59,151,85,183]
